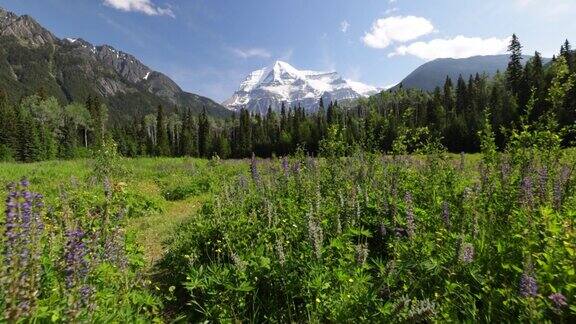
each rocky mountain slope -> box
[224,61,379,113]
[0,6,230,121]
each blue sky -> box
[1,0,575,102]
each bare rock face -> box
[0,6,230,118]
[0,10,56,46]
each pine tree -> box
[506,34,525,99]
[0,90,18,160]
[156,105,171,156]
[198,107,210,157]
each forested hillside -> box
[1,35,575,162]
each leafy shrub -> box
[0,178,162,322]
[160,140,576,321]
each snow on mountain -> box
[223,61,380,113]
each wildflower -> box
[103,177,112,200]
[442,201,450,228]
[275,238,286,266]
[291,161,301,174]
[404,192,415,238]
[459,152,465,171]
[355,243,369,266]
[553,165,570,210]
[307,208,323,259]
[281,157,289,176]
[519,273,538,297]
[230,252,245,270]
[250,153,260,184]
[458,242,474,264]
[548,292,568,310]
[520,176,534,208]
[2,180,44,321]
[537,166,548,203]
[64,229,89,289]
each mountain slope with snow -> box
[224,61,380,113]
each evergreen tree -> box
[198,107,210,157]
[506,34,525,100]
[156,105,171,156]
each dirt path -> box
[126,180,207,267]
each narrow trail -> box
[125,181,207,268]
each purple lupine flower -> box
[64,229,89,288]
[103,177,112,200]
[520,176,534,208]
[250,153,260,184]
[2,179,44,321]
[281,157,290,176]
[553,165,571,210]
[102,228,128,269]
[355,243,369,265]
[548,293,568,309]
[519,273,538,297]
[537,166,548,203]
[307,208,323,259]
[458,243,474,264]
[306,155,316,171]
[500,159,511,182]
[404,192,415,238]
[238,175,248,189]
[291,161,301,174]
[275,237,286,266]
[442,201,450,228]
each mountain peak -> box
[224,62,379,114]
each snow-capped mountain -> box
[224,61,380,113]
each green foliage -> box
[158,136,576,322]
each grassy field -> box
[1,149,575,322]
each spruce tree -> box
[155,105,171,156]
[506,34,524,98]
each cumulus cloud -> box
[340,20,350,33]
[103,0,174,17]
[231,47,272,59]
[362,16,434,49]
[389,35,511,60]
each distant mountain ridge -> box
[0,6,230,120]
[393,55,551,91]
[224,61,380,113]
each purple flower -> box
[548,292,568,309]
[537,167,548,203]
[281,157,290,176]
[250,153,260,184]
[458,242,474,264]
[442,201,450,228]
[520,176,534,208]
[404,192,415,238]
[355,243,369,265]
[519,273,538,297]
[553,165,570,210]
[2,179,44,320]
[64,229,89,289]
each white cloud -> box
[385,7,399,15]
[231,47,272,59]
[362,16,434,49]
[340,20,350,33]
[103,0,174,17]
[389,35,511,61]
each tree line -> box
[0,35,574,162]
